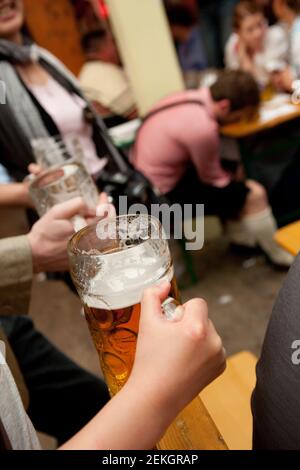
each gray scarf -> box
[0,39,82,145]
[0,39,128,179]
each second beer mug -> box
[29,161,99,231]
[68,215,180,396]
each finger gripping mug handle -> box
[72,215,87,233]
[162,297,184,322]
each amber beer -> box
[69,215,180,397]
[83,276,179,396]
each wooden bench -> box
[275,221,300,257]
[158,351,257,450]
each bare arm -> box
[0,182,33,208]
[59,382,173,451]
[238,42,260,80]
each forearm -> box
[240,56,259,79]
[0,183,32,208]
[60,383,173,450]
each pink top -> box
[133,88,231,194]
[29,77,106,176]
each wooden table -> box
[158,352,257,450]
[157,395,228,450]
[221,95,300,227]
[221,95,300,138]
[275,221,300,256]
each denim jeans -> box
[198,0,239,68]
[0,315,110,446]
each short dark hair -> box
[165,4,197,27]
[285,0,300,13]
[81,29,107,54]
[210,70,260,111]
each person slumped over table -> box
[132,70,293,268]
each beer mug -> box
[29,161,99,232]
[31,135,85,170]
[68,215,181,396]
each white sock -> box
[225,219,257,247]
[242,207,294,267]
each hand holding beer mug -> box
[130,283,226,427]
[29,161,99,232]
[68,215,181,396]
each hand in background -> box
[271,68,293,92]
[28,195,116,273]
[28,163,42,177]
[28,197,94,273]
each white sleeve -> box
[224,34,240,70]
[291,29,300,78]
[264,25,289,72]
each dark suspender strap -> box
[142,99,205,124]
[0,417,12,451]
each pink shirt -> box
[29,77,106,176]
[133,88,231,194]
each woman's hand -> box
[28,163,42,176]
[60,282,226,451]
[271,68,293,93]
[238,40,255,74]
[127,282,226,423]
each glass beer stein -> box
[68,215,180,396]
[29,161,99,231]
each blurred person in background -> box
[165,2,207,73]
[225,1,288,88]
[79,28,137,125]
[132,70,293,268]
[197,0,239,68]
[271,0,300,92]
[0,0,117,209]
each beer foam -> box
[83,239,173,310]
